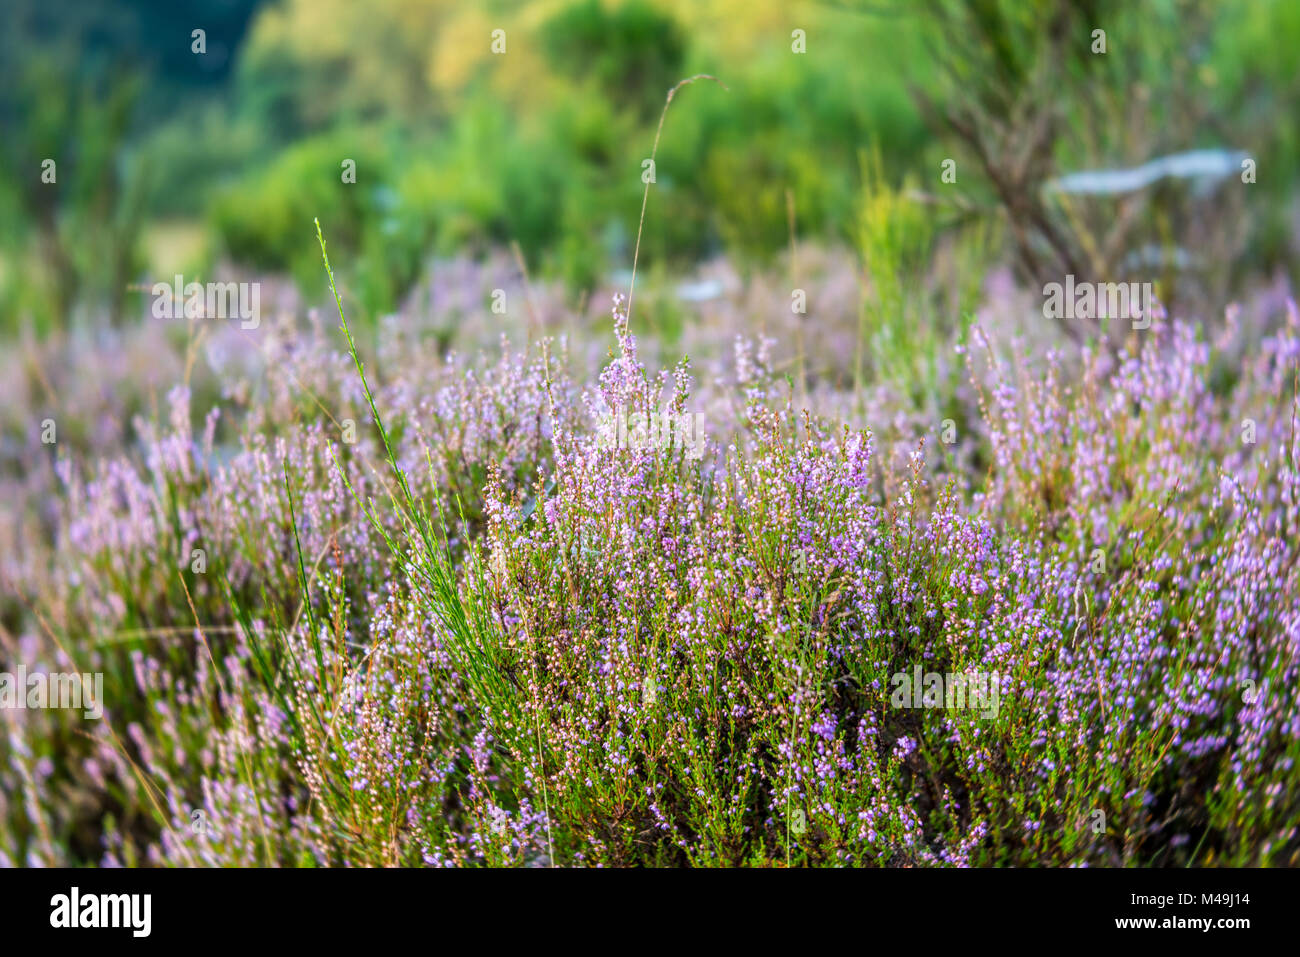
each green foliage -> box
[1210,0,1300,270]
[205,0,938,304]
[0,53,147,332]
[907,0,1297,313]
[209,131,391,302]
[135,106,266,219]
[3,0,1297,335]
[542,0,687,118]
[855,146,994,408]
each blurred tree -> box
[541,0,687,118]
[0,0,264,329]
[234,0,453,137]
[893,0,1252,331]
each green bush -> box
[542,0,688,118]
[209,130,389,297]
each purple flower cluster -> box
[2,271,1297,867]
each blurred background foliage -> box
[0,0,1297,332]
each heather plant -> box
[2,222,1298,867]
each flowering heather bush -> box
[2,244,1298,866]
